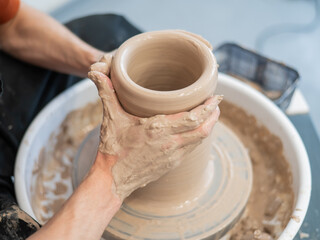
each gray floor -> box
[51,0,320,136]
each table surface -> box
[34,1,320,239]
[289,114,320,239]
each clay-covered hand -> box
[88,62,221,200]
[89,52,114,75]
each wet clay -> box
[30,101,102,223]
[88,30,219,201]
[106,119,252,239]
[31,100,293,239]
[219,101,294,240]
[72,117,252,239]
[90,69,221,199]
[0,204,40,239]
[90,72,222,200]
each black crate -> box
[214,43,300,110]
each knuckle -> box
[185,112,198,122]
[199,125,210,138]
[88,71,103,84]
[100,53,113,65]
[161,138,177,153]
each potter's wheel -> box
[73,121,252,240]
[15,75,311,240]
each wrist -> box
[92,151,118,175]
[89,152,121,203]
[76,47,103,78]
[32,152,122,240]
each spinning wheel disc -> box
[73,122,252,240]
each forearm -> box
[28,152,122,240]
[0,3,103,77]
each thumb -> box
[89,53,113,75]
[88,70,122,154]
[88,70,120,121]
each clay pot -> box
[110,30,218,212]
[111,30,218,117]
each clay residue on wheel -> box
[30,101,102,223]
[31,100,294,239]
[220,101,294,240]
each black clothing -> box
[0,14,141,239]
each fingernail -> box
[99,53,113,65]
[187,112,197,121]
[216,95,224,103]
[88,71,97,81]
[211,95,223,103]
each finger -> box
[99,53,113,74]
[88,70,121,120]
[174,106,220,148]
[188,95,222,121]
[90,53,113,75]
[165,95,222,134]
[90,62,110,75]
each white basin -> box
[14,73,311,240]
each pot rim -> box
[112,30,218,99]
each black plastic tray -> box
[214,43,300,110]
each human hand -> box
[88,58,221,200]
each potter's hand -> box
[88,69,221,200]
[89,52,114,75]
